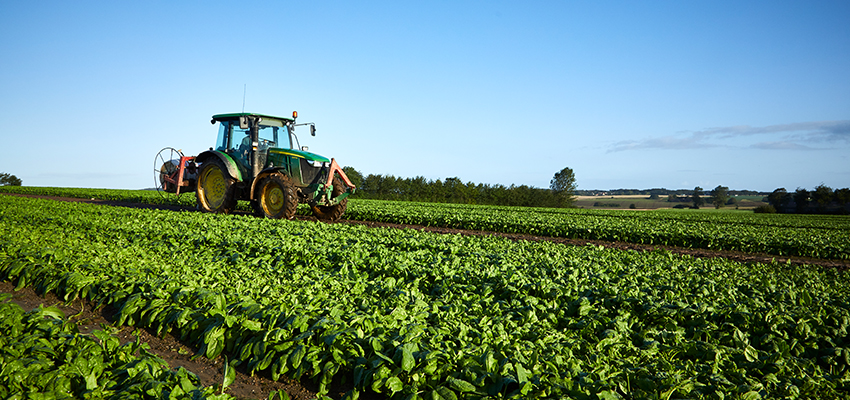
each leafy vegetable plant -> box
[1,195,849,399]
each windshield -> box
[258,125,290,150]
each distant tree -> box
[768,188,789,211]
[794,188,810,213]
[692,186,704,209]
[360,174,381,195]
[444,177,469,203]
[550,167,577,207]
[649,193,660,200]
[726,197,738,206]
[710,185,729,209]
[0,172,22,186]
[667,194,677,202]
[836,188,850,206]
[342,166,363,189]
[811,184,833,212]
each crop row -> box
[0,296,233,399]
[341,200,850,259]
[1,194,848,399]
[3,186,849,259]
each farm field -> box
[1,193,849,399]
[2,186,849,260]
[573,195,768,210]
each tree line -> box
[676,184,850,214]
[668,185,736,210]
[342,166,577,208]
[764,185,850,214]
[577,188,764,197]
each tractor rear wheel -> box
[196,158,236,214]
[311,176,348,221]
[254,173,298,219]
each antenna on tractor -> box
[241,84,247,113]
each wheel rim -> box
[201,166,227,208]
[262,182,285,215]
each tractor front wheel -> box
[311,176,348,221]
[254,173,298,219]
[196,159,236,214]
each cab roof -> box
[211,112,295,123]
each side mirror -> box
[310,125,316,136]
[239,116,249,129]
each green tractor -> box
[154,112,356,220]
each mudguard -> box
[195,150,243,182]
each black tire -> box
[253,173,298,219]
[159,162,178,193]
[311,176,348,221]
[196,158,236,214]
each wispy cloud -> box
[609,136,720,152]
[749,141,817,150]
[608,120,850,152]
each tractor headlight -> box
[308,160,324,168]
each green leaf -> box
[385,376,404,394]
[744,345,758,362]
[484,351,497,373]
[401,346,415,372]
[448,377,476,393]
[515,363,529,384]
[375,350,394,365]
[37,304,65,320]
[241,319,262,331]
[205,326,226,359]
[84,372,98,390]
[289,345,306,370]
[597,390,623,400]
[741,391,762,400]
[429,386,458,400]
[222,356,236,391]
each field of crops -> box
[343,200,850,259]
[0,295,234,399]
[2,186,849,259]
[1,193,849,399]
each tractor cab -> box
[212,114,292,176]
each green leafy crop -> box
[1,195,849,399]
[0,296,231,399]
[2,186,848,259]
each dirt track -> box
[1,193,847,399]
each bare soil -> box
[1,193,846,399]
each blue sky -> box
[1,1,848,192]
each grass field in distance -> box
[573,195,768,210]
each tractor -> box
[154,112,356,220]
